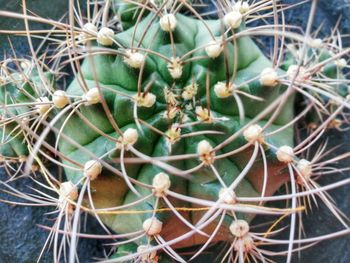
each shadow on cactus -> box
[0,0,349,262]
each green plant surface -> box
[0,1,349,262]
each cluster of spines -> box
[0,0,349,262]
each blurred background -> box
[0,0,349,262]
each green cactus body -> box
[0,70,54,158]
[57,11,294,249]
[0,1,349,262]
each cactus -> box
[0,0,349,262]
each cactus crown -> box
[0,0,349,262]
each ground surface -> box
[0,0,349,262]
